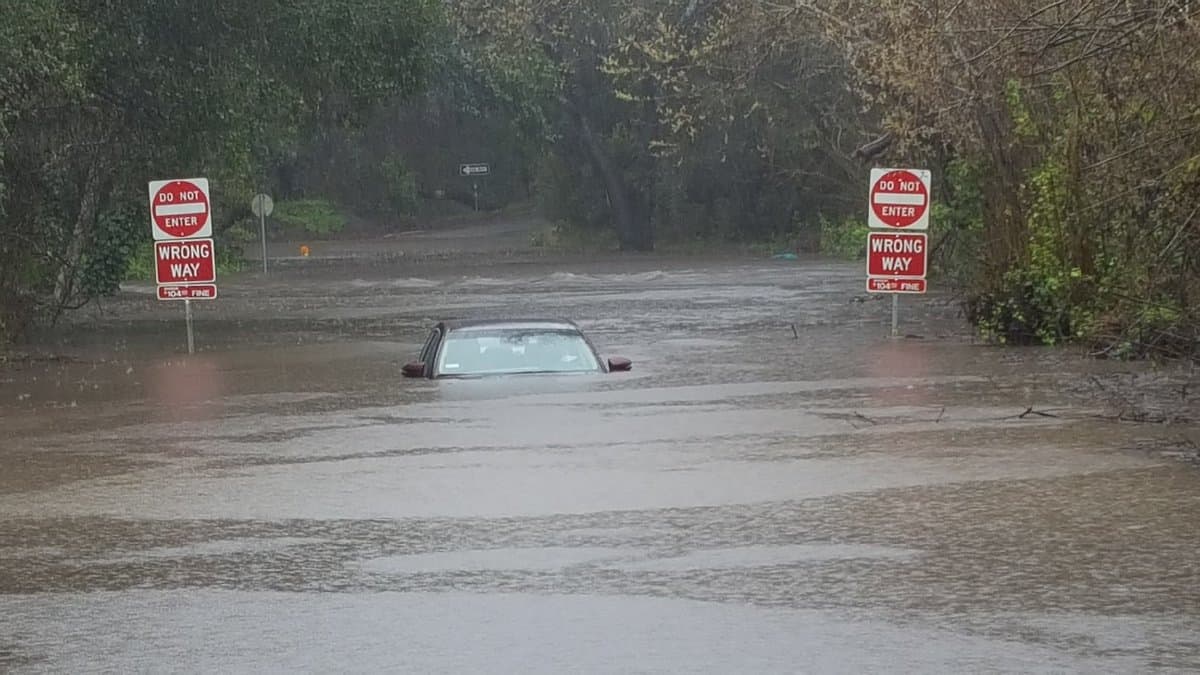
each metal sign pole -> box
[185,299,196,354]
[891,294,899,338]
[259,201,268,275]
[251,193,274,274]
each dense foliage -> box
[496,0,1200,356]
[451,0,869,251]
[797,0,1200,356]
[4,0,1198,358]
[0,0,442,341]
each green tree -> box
[657,0,1200,355]
[603,0,869,244]
[0,0,443,342]
[453,0,871,251]
[453,0,669,250]
[792,0,1200,353]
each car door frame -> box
[417,325,444,378]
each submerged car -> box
[402,319,632,379]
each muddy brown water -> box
[2,226,1199,673]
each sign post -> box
[459,164,490,212]
[185,299,195,355]
[865,168,931,337]
[149,177,217,353]
[251,193,274,275]
[892,294,898,339]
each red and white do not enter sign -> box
[869,168,930,230]
[149,178,212,241]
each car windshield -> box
[437,328,600,376]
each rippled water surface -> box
[2,227,1199,673]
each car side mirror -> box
[402,361,426,378]
[607,357,632,372]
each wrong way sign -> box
[155,239,216,285]
[867,232,927,279]
[867,232,928,295]
[149,178,212,240]
[869,168,930,230]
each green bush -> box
[224,221,258,247]
[965,267,1086,346]
[965,157,1101,346]
[928,159,985,289]
[378,156,419,216]
[818,215,869,260]
[214,241,246,275]
[81,204,143,295]
[273,199,347,235]
[967,163,1062,344]
[123,242,155,282]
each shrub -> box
[273,199,346,235]
[818,215,869,260]
[81,204,143,295]
[378,156,419,216]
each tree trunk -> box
[52,160,103,322]
[576,111,653,251]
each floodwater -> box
[2,221,1200,673]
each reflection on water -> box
[2,249,1198,672]
[6,591,1170,673]
[145,356,227,422]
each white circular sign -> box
[251,193,274,218]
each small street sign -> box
[155,238,216,285]
[459,163,490,177]
[157,284,218,301]
[869,168,930,230]
[149,178,212,240]
[867,278,927,294]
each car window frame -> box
[418,327,443,371]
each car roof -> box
[437,318,583,333]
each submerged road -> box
[2,222,1199,673]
